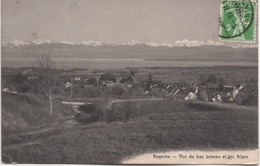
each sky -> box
[1,0,224,43]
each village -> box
[2,67,258,106]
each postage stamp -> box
[219,0,257,43]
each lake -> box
[1,57,257,69]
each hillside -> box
[1,93,74,135]
[2,99,258,164]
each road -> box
[106,98,165,109]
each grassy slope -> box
[2,100,258,164]
[1,92,74,135]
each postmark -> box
[219,0,257,43]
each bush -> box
[197,88,209,101]
[18,83,30,93]
[13,73,25,84]
[101,84,128,97]
[111,84,127,96]
[217,77,226,91]
[100,72,116,82]
[75,104,104,123]
[207,74,217,84]
[52,87,63,95]
[83,86,103,98]
[244,78,258,94]
[62,85,104,98]
[234,93,258,106]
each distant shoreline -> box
[1,58,257,70]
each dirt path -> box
[2,141,42,150]
[186,100,257,111]
[61,101,91,105]
[2,121,80,149]
[106,97,257,111]
[107,98,165,109]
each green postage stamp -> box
[219,0,257,43]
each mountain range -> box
[2,39,257,48]
[1,38,257,69]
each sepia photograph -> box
[1,0,258,164]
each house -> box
[166,84,171,90]
[212,94,223,103]
[3,87,10,92]
[64,82,72,88]
[207,83,218,90]
[185,92,197,101]
[224,85,234,91]
[84,77,99,86]
[74,77,81,81]
[150,81,164,89]
[22,68,38,80]
[2,87,17,94]
[166,88,180,98]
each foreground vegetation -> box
[1,93,74,136]
[2,100,258,164]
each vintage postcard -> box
[1,0,258,164]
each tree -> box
[217,77,226,91]
[245,78,258,94]
[33,54,59,115]
[13,73,25,84]
[100,72,117,82]
[207,74,217,84]
[148,73,152,83]
[198,73,208,85]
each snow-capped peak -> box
[120,41,141,46]
[139,40,224,47]
[77,40,105,47]
[8,40,32,46]
[147,42,174,47]
[206,40,223,46]
[60,39,75,45]
[172,39,224,47]
[32,39,53,44]
[174,39,203,47]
